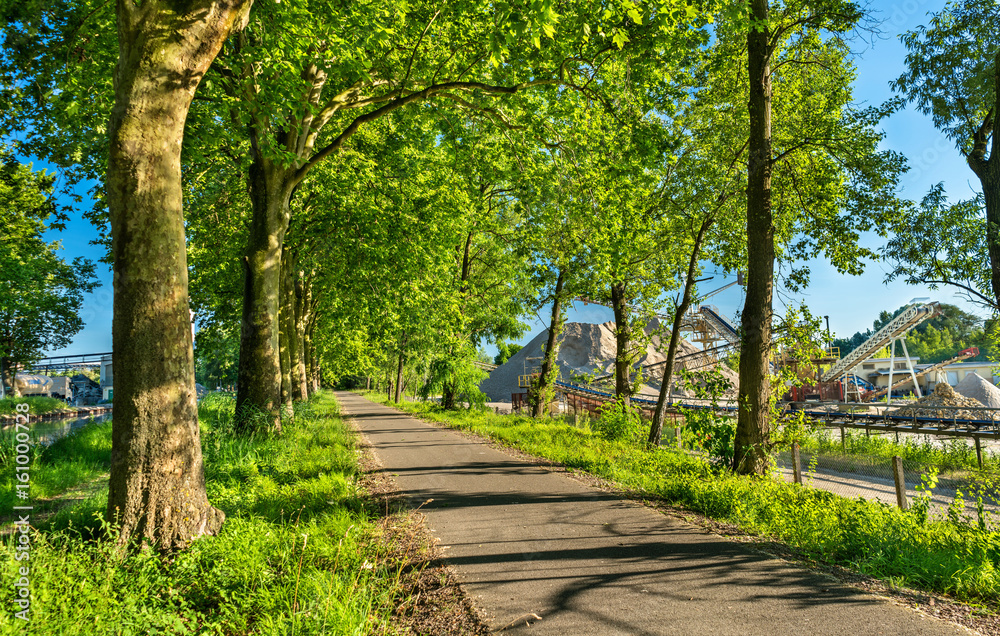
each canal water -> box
[8,412,112,446]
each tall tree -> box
[111,0,252,547]
[103,0,252,548]
[727,0,906,474]
[2,0,253,548]
[892,0,1000,309]
[0,154,98,396]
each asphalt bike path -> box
[337,392,968,635]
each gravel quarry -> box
[479,319,738,403]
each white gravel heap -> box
[954,371,1000,408]
[479,319,738,402]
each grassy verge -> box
[369,393,1000,607]
[0,396,69,415]
[0,392,443,634]
[0,419,113,517]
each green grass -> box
[789,426,1000,475]
[0,419,113,511]
[0,396,68,415]
[0,392,423,635]
[371,393,1000,607]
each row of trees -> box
[0,0,996,549]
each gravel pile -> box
[891,382,991,420]
[479,319,738,402]
[954,371,1000,408]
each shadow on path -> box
[339,392,963,636]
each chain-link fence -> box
[768,428,1000,526]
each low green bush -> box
[0,396,67,415]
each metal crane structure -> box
[861,346,979,402]
[819,301,940,403]
[577,278,743,348]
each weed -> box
[593,397,641,442]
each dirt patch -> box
[350,417,490,635]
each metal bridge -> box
[25,352,111,372]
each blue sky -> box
[36,0,987,358]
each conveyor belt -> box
[553,380,1000,438]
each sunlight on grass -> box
[0,392,420,634]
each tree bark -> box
[234,158,294,431]
[105,0,249,549]
[969,54,1000,308]
[277,249,294,418]
[610,281,633,409]
[302,324,312,398]
[394,331,407,404]
[986,174,1000,307]
[307,314,320,392]
[649,217,713,445]
[532,269,566,417]
[293,272,309,400]
[1,357,18,397]
[734,0,775,476]
[280,248,303,405]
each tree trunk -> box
[302,326,312,398]
[105,0,249,549]
[394,331,407,404]
[985,175,1000,308]
[969,53,1000,308]
[440,230,476,410]
[610,281,632,409]
[234,158,294,431]
[293,273,309,400]
[649,217,713,445]
[532,269,566,417]
[278,327,291,415]
[308,316,320,392]
[734,1,775,476]
[280,248,302,405]
[277,249,294,419]
[1,357,18,397]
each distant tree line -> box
[832,303,998,364]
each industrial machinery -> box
[820,301,940,403]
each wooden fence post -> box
[792,443,802,484]
[975,436,984,470]
[892,456,908,510]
